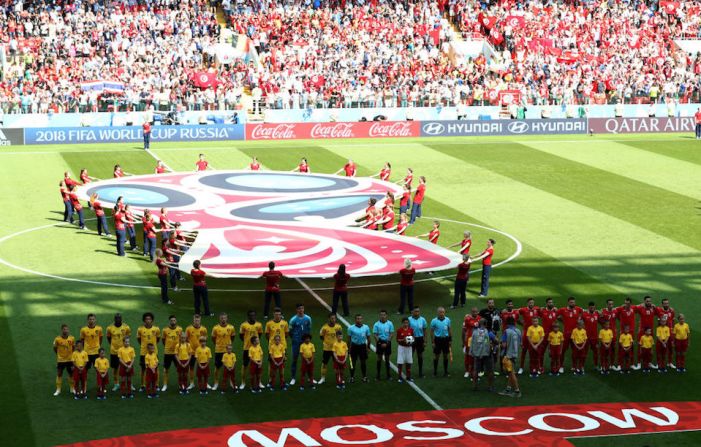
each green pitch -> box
[0,133,700,446]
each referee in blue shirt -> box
[430,307,452,377]
[373,310,395,380]
[347,314,371,382]
[409,307,428,377]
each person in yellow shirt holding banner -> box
[94,348,110,400]
[618,325,634,373]
[161,315,182,392]
[268,334,288,390]
[185,314,208,390]
[319,313,342,385]
[221,344,238,394]
[332,331,349,390]
[80,313,103,370]
[299,334,316,390]
[674,314,690,372]
[656,316,671,373]
[212,312,236,391]
[118,336,136,399]
[137,312,161,392]
[106,313,131,391]
[526,317,545,377]
[144,343,160,398]
[238,310,262,391]
[571,320,588,375]
[248,336,264,393]
[598,320,614,374]
[195,336,212,395]
[53,324,75,396]
[547,323,564,376]
[639,327,654,372]
[71,340,89,400]
[175,333,192,395]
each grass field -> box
[0,133,700,447]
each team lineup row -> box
[53,295,690,400]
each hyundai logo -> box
[507,122,529,134]
[423,122,445,135]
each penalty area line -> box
[295,277,444,412]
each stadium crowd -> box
[3,0,701,114]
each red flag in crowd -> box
[659,1,680,14]
[478,13,497,30]
[192,71,218,89]
[505,15,526,28]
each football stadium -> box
[1,1,701,447]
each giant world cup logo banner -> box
[79,172,461,277]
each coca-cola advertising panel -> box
[245,121,420,140]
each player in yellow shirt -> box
[299,333,316,390]
[185,314,208,390]
[106,313,131,390]
[94,348,110,400]
[71,340,89,399]
[268,335,287,390]
[618,325,634,373]
[598,320,614,374]
[547,323,564,376]
[137,312,161,391]
[175,332,192,395]
[571,320,588,375]
[195,336,212,395]
[80,313,103,370]
[161,315,182,392]
[118,336,136,398]
[144,343,160,398]
[656,316,671,372]
[639,327,654,372]
[319,313,342,384]
[53,323,75,396]
[332,331,348,389]
[211,312,235,391]
[221,344,238,394]
[248,336,264,393]
[525,317,545,377]
[239,310,262,391]
[674,314,690,372]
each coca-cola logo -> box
[368,122,415,138]
[310,123,355,139]
[250,124,297,140]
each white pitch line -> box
[144,148,174,173]
[295,277,444,411]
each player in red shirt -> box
[539,297,558,370]
[261,262,284,319]
[399,184,411,215]
[451,255,471,309]
[195,154,209,171]
[291,157,310,173]
[694,107,701,139]
[155,249,173,304]
[155,160,170,174]
[332,264,350,317]
[517,298,540,373]
[371,162,392,182]
[191,259,212,316]
[582,302,601,369]
[471,239,495,297]
[398,259,415,314]
[462,307,481,377]
[501,300,520,327]
[417,220,440,244]
[617,297,637,368]
[409,176,426,224]
[334,159,356,177]
[89,193,111,237]
[248,156,261,171]
[599,299,618,370]
[656,298,676,367]
[557,296,582,370]
[636,296,657,368]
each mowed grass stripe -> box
[427,142,701,252]
[621,139,701,167]
[520,140,701,201]
[322,143,701,296]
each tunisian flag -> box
[192,71,218,89]
[505,15,526,28]
[659,1,680,14]
[478,13,497,30]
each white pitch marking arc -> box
[0,218,522,292]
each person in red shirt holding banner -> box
[416,220,440,244]
[60,180,73,222]
[617,297,637,369]
[600,299,618,370]
[113,204,126,256]
[79,168,95,185]
[451,255,471,309]
[399,184,411,215]
[582,302,601,370]
[398,259,415,315]
[409,176,426,224]
[248,156,261,171]
[517,298,539,374]
[195,154,209,171]
[63,171,78,189]
[155,249,174,305]
[291,157,310,173]
[557,296,582,371]
[448,231,472,257]
[462,307,480,377]
[398,167,413,188]
[159,208,172,241]
[471,239,495,298]
[334,159,356,177]
[371,162,391,182]
[375,204,396,231]
[142,209,158,261]
[332,264,351,317]
[191,260,212,316]
[385,213,409,235]
[695,107,701,139]
[113,164,127,178]
[142,121,152,150]
[261,262,284,319]
[155,160,170,174]
[89,193,111,237]
[124,204,139,252]
[67,184,85,230]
